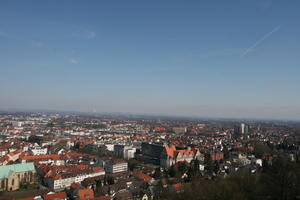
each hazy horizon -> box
[1,1,300,120]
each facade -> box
[45,168,105,191]
[160,145,203,167]
[209,152,224,161]
[239,158,251,166]
[114,145,136,160]
[0,163,36,191]
[240,123,249,134]
[77,188,94,200]
[173,127,187,134]
[104,160,128,174]
[132,170,154,184]
[141,142,164,165]
[12,121,24,127]
[29,146,48,155]
[0,149,8,157]
[251,158,263,167]
[105,144,114,151]
[234,123,250,136]
[0,150,23,165]
[20,154,65,165]
[43,192,67,200]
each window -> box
[1,180,4,188]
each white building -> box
[239,158,251,166]
[172,127,187,134]
[29,146,48,155]
[251,158,263,167]
[160,145,203,167]
[12,121,24,127]
[104,160,128,174]
[105,144,114,151]
[46,168,105,191]
[199,164,205,171]
[114,145,136,160]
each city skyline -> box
[1,0,300,120]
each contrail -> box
[242,26,280,57]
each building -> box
[141,142,164,165]
[209,152,224,161]
[160,145,203,167]
[0,149,23,165]
[29,146,48,155]
[105,144,115,151]
[76,188,94,200]
[241,123,249,134]
[43,191,67,200]
[238,158,251,166]
[20,154,64,165]
[132,170,154,184]
[104,159,128,174]
[114,145,136,160]
[12,121,24,127]
[234,123,249,136]
[251,158,263,167]
[0,163,36,191]
[173,127,187,134]
[43,166,105,191]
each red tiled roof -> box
[8,149,22,156]
[173,183,183,191]
[95,196,111,200]
[43,192,67,200]
[165,145,176,158]
[133,170,153,183]
[20,154,60,161]
[78,188,94,200]
[93,167,104,173]
[71,182,81,188]
[165,145,197,158]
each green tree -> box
[168,165,176,177]
[153,167,161,178]
[253,143,270,158]
[128,159,139,171]
[177,162,189,175]
[261,157,300,200]
[107,176,114,185]
[191,159,200,175]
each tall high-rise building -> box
[234,123,249,136]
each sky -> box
[0,0,300,120]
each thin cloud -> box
[169,48,245,65]
[0,31,8,37]
[69,58,79,64]
[242,26,280,57]
[32,41,44,47]
[85,30,96,39]
[258,0,273,10]
[72,29,96,39]
[198,48,245,57]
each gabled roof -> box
[43,191,67,200]
[0,162,35,179]
[172,183,183,191]
[95,196,111,200]
[133,170,153,183]
[164,144,198,158]
[78,188,94,200]
[165,145,176,158]
[20,154,60,161]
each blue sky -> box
[1,0,300,120]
